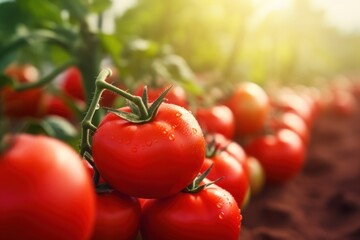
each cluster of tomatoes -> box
[1,64,358,240]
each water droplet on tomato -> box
[131,147,137,152]
[192,128,197,134]
[168,134,175,141]
[163,130,168,135]
[172,125,177,129]
[146,140,152,146]
[216,203,223,209]
[175,112,182,117]
[218,212,225,220]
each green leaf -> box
[41,116,78,141]
[0,1,27,37]
[99,33,122,68]
[16,0,63,25]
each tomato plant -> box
[90,191,141,240]
[245,129,306,183]
[1,64,45,118]
[224,82,270,137]
[0,134,95,240]
[140,174,241,240]
[195,105,235,139]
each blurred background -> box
[1,0,359,88]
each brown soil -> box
[240,109,360,240]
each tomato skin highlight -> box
[245,129,306,183]
[0,134,96,240]
[90,191,141,240]
[224,82,270,137]
[195,105,235,139]
[92,103,205,199]
[140,184,241,240]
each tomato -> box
[60,67,85,101]
[140,183,241,240]
[206,133,249,178]
[195,105,235,139]
[0,134,95,240]
[60,66,120,107]
[134,85,188,109]
[224,82,270,137]
[245,129,306,183]
[200,149,249,208]
[273,88,314,128]
[246,156,265,196]
[92,103,205,199]
[1,64,45,118]
[90,191,141,240]
[44,95,75,121]
[271,111,310,145]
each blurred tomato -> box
[195,105,235,139]
[2,64,45,118]
[245,129,306,183]
[246,156,265,196]
[271,111,310,145]
[224,82,270,137]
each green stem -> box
[14,60,75,91]
[79,68,112,157]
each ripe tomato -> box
[245,129,306,183]
[0,134,95,240]
[140,183,241,240]
[134,85,188,109]
[60,67,85,101]
[92,103,205,198]
[195,105,235,139]
[44,95,75,121]
[200,150,249,208]
[224,82,270,137]
[60,66,121,107]
[90,191,141,240]
[2,64,45,118]
[271,111,310,145]
[206,133,249,178]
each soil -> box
[239,108,360,240]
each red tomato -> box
[224,82,270,137]
[134,85,188,109]
[0,134,95,240]
[2,64,45,118]
[44,95,75,121]
[60,67,85,101]
[140,183,241,240]
[195,105,235,139]
[90,191,141,240]
[92,103,205,198]
[200,150,249,207]
[206,133,249,178]
[245,129,306,183]
[60,66,121,107]
[271,111,310,145]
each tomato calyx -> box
[104,85,172,124]
[205,138,223,158]
[95,183,113,194]
[183,164,223,193]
